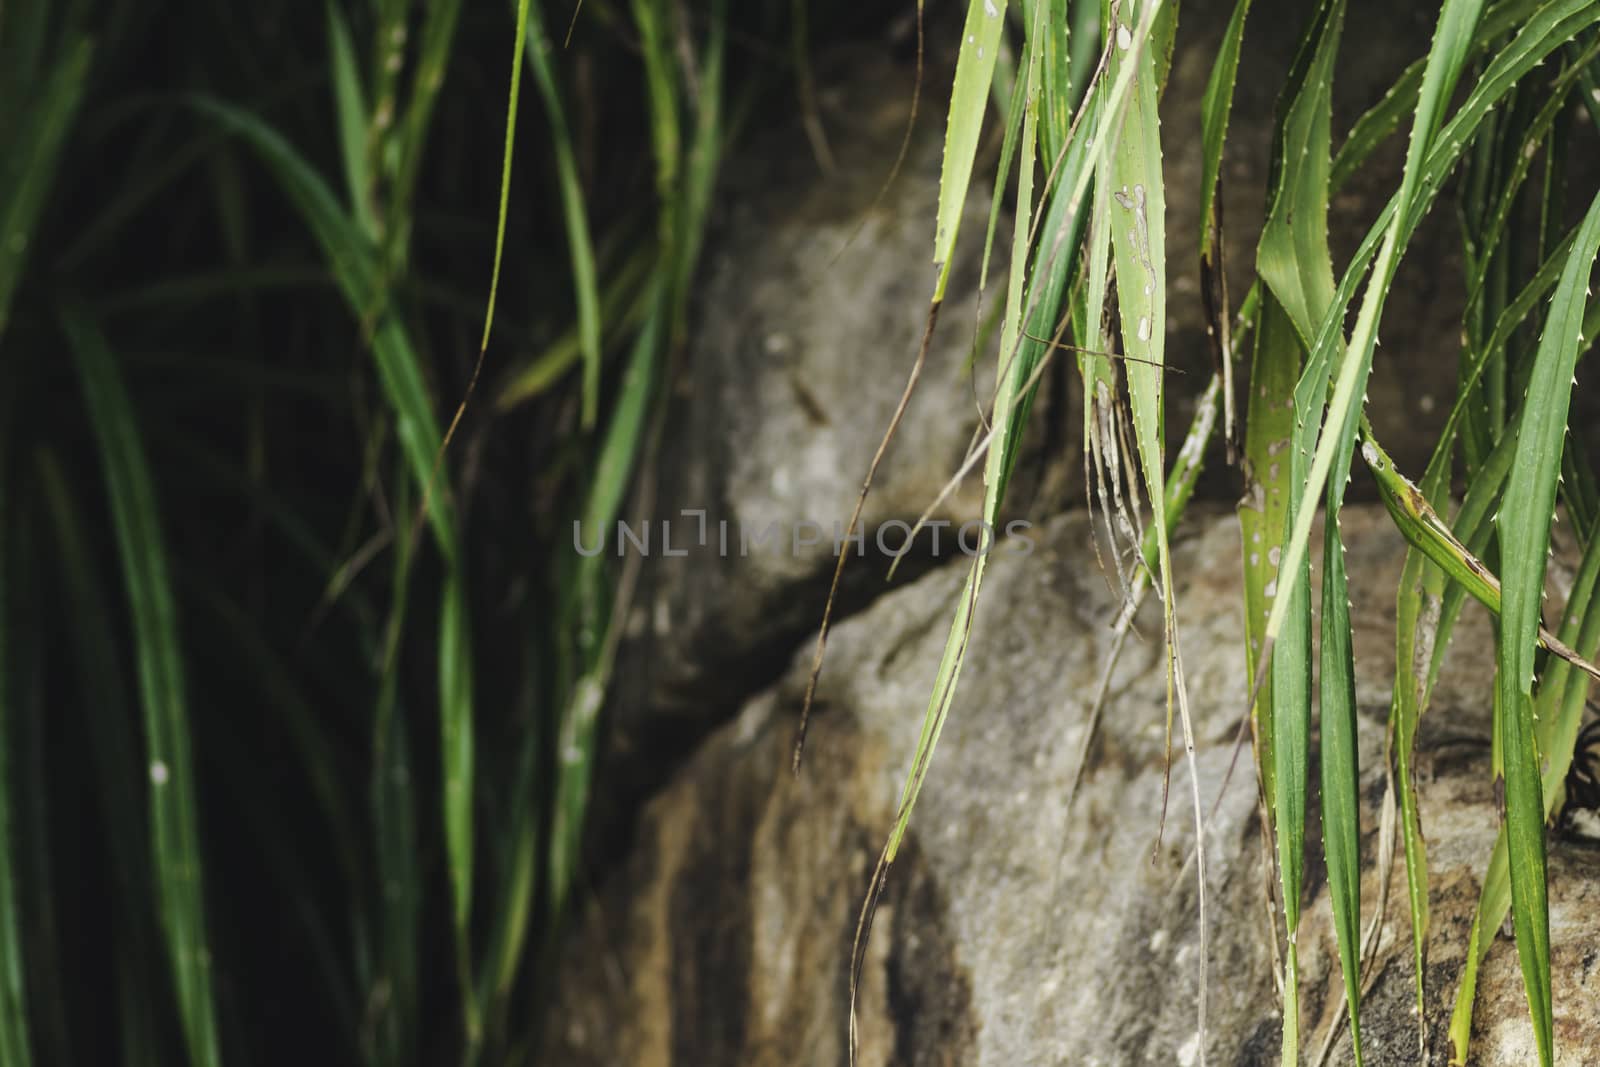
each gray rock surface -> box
[604,41,1069,785]
[546,505,1600,1066]
[610,0,1501,748]
[561,6,1600,1064]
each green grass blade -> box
[439,574,479,1043]
[495,246,654,410]
[1107,0,1211,1048]
[0,35,91,339]
[326,1,375,237]
[1250,5,1345,1052]
[477,723,540,1010]
[368,0,410,189]
[481,0,531,361]
[3,488,71,1066]
[1271,478,1313,1065]
[193,103,481,1024]
[1364,436,1502,608]
[1329,56,1422,194]
[550,296,662,917]
[1394,216,1600,782]
[1255,0,1340,351]
[62,307,221,1067]
[370,462,420,1067]
[1459,53,1592,323]
[856,5,1199,1052]
[1492,185,1600,1067]
[1304,0,1599,441]
[884,0,1061,868]
[192,97,460,555]
[384,0,464,270]
[0,398,33,1067]
[1388,457,1450,1044]
[548,0,725,929]
[996,0,1045,499]
[522,0,601,427]
[1363,430,1600,683]
[1317,383,1365,1066]
[1257,27,1598,908]
[1327,0,1544,192]
[881,0,1164,894]
[1198,0,1250,261]
[1108,0,1175,733]
[1536,519,1600,798]
[933,0,1008,301]
[1448,491,1600,1059]
[981,33,1032,297]
[1036,0,1073,163]
[1239,295,1298,833]
[662,0,725,331]
[36,448,166,1067]
[1439,177,1600,1067]
[1318,280,1365,1067]
[1078,81,1120,553]
[1263,0,1486,657]
[631,0,682,252]
[371,706,420,1066]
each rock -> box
[602,37,1072,813]
[598,0,1600,808]
[559,6,1600,1059]
[544,505,1600,1065]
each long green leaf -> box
[481,0,531,358]
[1326,0,1547,192]
[326,2,375,237]
[1198,0,1250,261]
[63,308,221,1067]
[369,462,420,1067]
[440,574,478,1043]
[1320,428,1364,1066]
[1107,0,1211,1051]
[0,394,33,1067]
[1238,294,1297,843]
[194,100,480,1031]
[1493,185,1600,1067]
[934,0,1008,301]
[1251,3,1346,1053]
[1385,447,1449,1050]
[192,97,459,553]
[1447,491,1600,1061]
[1254,0,1340,352]
[0,36,91,339]
[548,0,727,924]
[522,0,601,427]
[1388,217,1600,947]
[36,450,164,1067]
[1239,16,1597,1033]
[385,0,464,271]
[3,484,71,1065]
[1363,432,1600,683]
[878,0,1165,907]
[549,294,662,918]
[1263,0,1487,661]
[1271,480,1312,1066]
